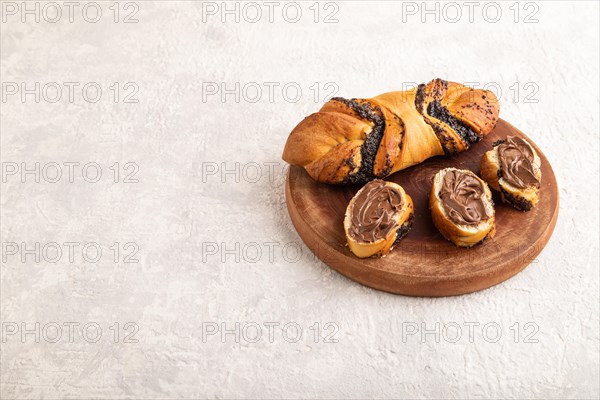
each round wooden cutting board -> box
[285,119,559,296]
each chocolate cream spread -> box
[349,180,403,242]
[440,170,491,226]
[497,136,540,189]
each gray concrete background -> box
[1,1,599,398]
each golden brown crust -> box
[372,102,404,177]
[429,168,496,248]
[443,82,500,135]
[304,140,362,183]
[282,111,371,168]
[374,88,444,171]
[479,150,501,191]
[282,79,500,184]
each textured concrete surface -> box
[1,1,598,399]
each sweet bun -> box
[344,179,414,258]
[430,168,495,247]
[480,136,541,211]
[282,78,499,184]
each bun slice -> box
[344,179,414,258]
[480,136,541,211]
[430,168,495,247]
